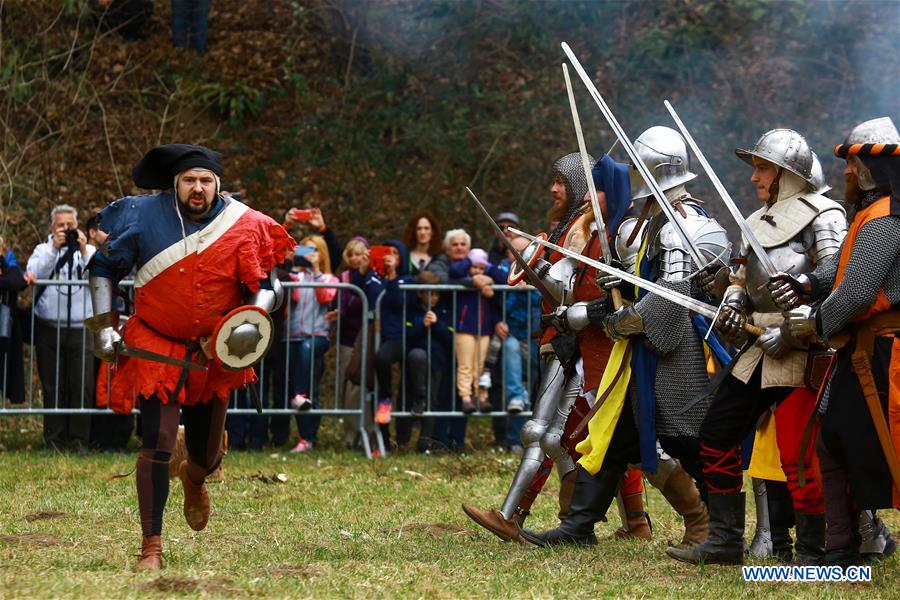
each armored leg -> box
[462,355,568,540]
[498,355,568,520]
[747,478,773,558]
[539,367,582,519]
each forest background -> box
[1,0,898,255]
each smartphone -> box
[290,208,312,222]
[368,245,393,276]
[294,245,315,267]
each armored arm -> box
[86,274,122,362]
[245,270,285,313]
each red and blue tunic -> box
[90,192,295,414]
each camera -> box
[64,228,79,250]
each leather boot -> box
[179,460,210,532]
[659,466,708,548]
[791,512,825,565]
[612,492,653,540]
[135,535,163,571]
[667,492,744,565]
[519,467,619,548]
[557,470,577,521]
[461,504,524,543]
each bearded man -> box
[87,144,294,570]
[777,117,900,567]
[461,152,597,541]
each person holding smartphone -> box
[286,236,339,453]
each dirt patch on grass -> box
[25,510,67,522]
[0,533,63,546]
[143,576,241,595]
[386,522,474,539]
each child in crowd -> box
[404,270,454,417]
[287,235,339,452]
[448,248,504,413]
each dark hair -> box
[86,214,100,232]
[402,211,443,257]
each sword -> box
[510,227,764,337]
[115,342,208,371]
[561,42,709,270]
[664,100,777,276]
[465,187,557,306]
[561,63,623,310]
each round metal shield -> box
[508,232,547,285]
[211,305,274,370]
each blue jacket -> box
[372,240,414,342]
[448,258,504,335]
[405,300,454,371]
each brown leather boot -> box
[612,492,653,540]
[135,535,164,571]
[179,460,210,531]
[461,504,524,543]
[660,466,709,548]
[557,470,577,521]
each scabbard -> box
[850,334,900,498]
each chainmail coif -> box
[548,152,594,245]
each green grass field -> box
[0,418,896,598]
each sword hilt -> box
[745,323,764,337]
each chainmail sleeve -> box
[633,277,692,355]
[807,247,840,301]
[818,216,900,340]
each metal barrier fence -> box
[1,279,540,458]
[372,283,539,418]
[0,279,373,458]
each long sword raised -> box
[561,62,623,310]
[509,227,764,337]
[664,100,777,276]
[561,42,708,270]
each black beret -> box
[132,144,224,189]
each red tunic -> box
[97,201,294,414]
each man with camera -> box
[25,204,96,452]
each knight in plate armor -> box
[780,117,900,567]
[669,129,847,566]
[461,151,596,542]
[520,126,728,549]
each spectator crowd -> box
[1,201,543,457]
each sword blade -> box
[117,343,208,371]
[465,187,557,306]
[509,227,718,319]
[562,63,612,263]
[561,42,709,270]
[562,63,623,310]
[664,100,777,276]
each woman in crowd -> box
[287,235,339,452]
[328,237,381,449]
[403,211,443,275]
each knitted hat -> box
[468,248,488,266]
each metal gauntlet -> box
[603,304,643,341]
[715,285,749,342]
